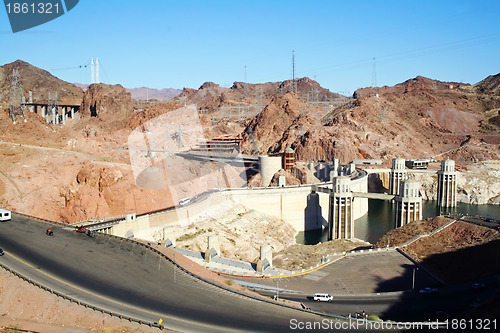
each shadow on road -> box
[375,240,500,322]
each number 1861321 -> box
[445,319,497,330]
[5,2,60,14]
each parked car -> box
[0,248,4,256]
[0,208,11,221]
[179,198,191,206]
[419,287,438,295]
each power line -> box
[305,32,500,76]
[49,62,90,71]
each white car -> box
[179,198,191,206]
[0,209,11,221]
[313,293,333,302]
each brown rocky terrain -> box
[0,62,176,222]
[272,239,370,270]
[173,77,343,114]
[1,59,499,222]
[1,59,499,223]
[239,75,500,163]
[1,59,500,329]
[0,60,83,106]
[80,83,136,120]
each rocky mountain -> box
[127,87,181,101]
[80,83,135,118]
[1,59,499,225]
[240,75,500,163]
[0,60,83,106]
[74,83,181,101]
[475,73,500,95]
[173,77,345,113]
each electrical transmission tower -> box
[9,68,26,124]
[171,125,184,148]
[371,57,377,87]
[291,50,296,93]
[254,87,263,116]
[244,65,248,97]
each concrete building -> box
[437,158,457,208]
[394,180,422,228]
[328,176,354,240]
[283,148,295,171]
[389,157,407,196]
[405,159,431,170]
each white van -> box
[313,293,333,302]
[0,209,11,221]
[179,198,191,206]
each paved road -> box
[233,251,500,322]
[0,214,325,332]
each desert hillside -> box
[239,75,500,162]
[0,60,499,225]
[0,59,83,106]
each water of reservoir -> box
[296,200,500,245]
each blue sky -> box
[1,0,499,95]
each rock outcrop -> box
[80,83,135,118]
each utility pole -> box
[412,267,419,290]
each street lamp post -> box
[412,267,419,290]
[173,252,176,283]
[276,273,281,301]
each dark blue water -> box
[296,200,500,245]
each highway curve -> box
[0,214,327,332]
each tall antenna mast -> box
[371,57,377,87]
[96,57,100,84]
[91,58,94,84]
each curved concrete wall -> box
[259,155,282,187]
[111,171,370,239]
[350,173,369,220]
